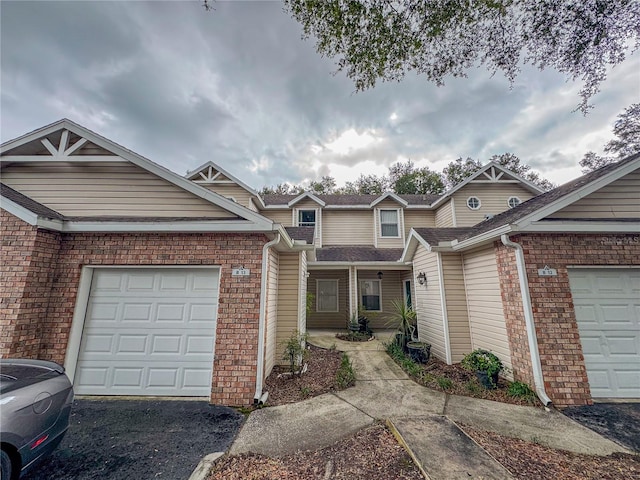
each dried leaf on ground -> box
[208,424,423,480]
[264,345,343,406]
[459,423,640,480]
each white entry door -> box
[74,268,219,396]
[568,268,640,398]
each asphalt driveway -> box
[563,402,640,452]
[23,398,244,480]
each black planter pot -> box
[475,370,499,389]
[406,341,431,364]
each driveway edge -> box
[188,452,225,480]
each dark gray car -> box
[1,359,74,480]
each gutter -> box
[500,234,552,407]
[254,233,281,404]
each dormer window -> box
[507,196,521,208]
[380,209,399,237]
[298,209,316,227]
[467,196,481,210]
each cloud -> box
[1,0,638,192]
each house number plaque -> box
[537,265,557,277]
[232,268,250,276]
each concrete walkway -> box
[230,333,629,479]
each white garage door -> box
[74,268,219,396]
[568,268,640,398]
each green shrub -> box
[336,353,356,388]
[508,381,537,403]
[461,349,503,376]
[283,331,309,375]
[300,386,312,397]
[465,381,482,394]
[436,377,453,390]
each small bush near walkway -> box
[386,342,541,406]
[264,345,354,406]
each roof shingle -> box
[316,246,404,262]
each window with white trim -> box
[379,209,399,237]
[466,196,481,210]
[360,279,381,311]
[298,209,316,227]
[507,196,521,208]
[316,279,338,312]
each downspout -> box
[254,233,281,404]
[500,234,552,407]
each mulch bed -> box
[263,344,344,406]
[403,355,542,407]
[335,332,375,342]
[214,343,639,479]
[459,423,640,480]
[208,423,423,480]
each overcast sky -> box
[2,1,639,190]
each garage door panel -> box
[75,268,219,396]
[128,273,155,291]
[75,361,214,395]
[122,303,153,323]
[569,268,640,398]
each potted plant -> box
[347,313,361,333]
[406,341,431,364]
[461,349,503,389]
[386,299,417,352]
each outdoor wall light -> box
[417,272,427,286]
[377,271,383,280]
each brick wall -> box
[496,233,640,407]
[1,209,269,406]
[0,210,60,357]
[495,242,534,388]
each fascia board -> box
[0,119,67,152]
[524,221,640,233]
[451,224,513,250]
[400,229,432,262]
[308,261,412,269]
[370,192,409,207]
[287,192,326,207]
[1,197,39,225]
[60,220,274,233]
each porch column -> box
[349,266,359,317]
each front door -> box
[404,280,412,309]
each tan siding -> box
[1,163,236,218]
[462,246,513,376]
[550,169,640,219]
[307,270,349,328]
[413,246,447,360]
[295,198,324,209]
[452,183,536,226]
[261,209,292,225]
[357,270,404,329]
[323,210,374,246]
[276,252,301,365]
[440,253,472,362]
[403,210,436,237]
[264,248,279,376]
[199,184,254,210]
[435,200,455,227]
